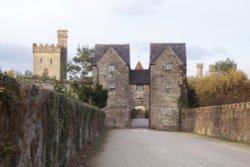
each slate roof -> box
[93,44,130,65]
[150,43,186,65]
[129,70,150,84]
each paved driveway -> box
[131,119,149,128]
[94,129,250,167]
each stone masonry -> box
[93,43,187,130]
[33,30,68,80]
[93,46,130,128]
[181,102,250,144]
[150,44,186,130]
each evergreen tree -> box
[67,46,93,80]
[68,46,108,108]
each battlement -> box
[57,29,68,38]
[196,63,203,68]
[33,43,61,53]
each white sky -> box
[0,0,250,77]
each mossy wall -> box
[0,74,105,167]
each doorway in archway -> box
[130,106,149,128]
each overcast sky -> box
[0,0,250,77]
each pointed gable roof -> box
[135,61,144,70]
[93,44,130,65]
[150,43,186,65]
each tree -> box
[92,85,108,108]
[188,69,249,107]
[214,58,237,72]
[187,85,199,108]
[70,82,108,108]
[67,46,93,80]
[68,46,108,108]
[24,70,32,77]
[5,69,14,77]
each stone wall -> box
[33,30,68,80]
[181,102,250,144]
[0,74,105,167]
[150,48,186,130]
[33,51,62,80]
[101,102,130,128]
[129,85,150,111]
[94,48,130,128]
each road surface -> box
[93,129,250,167]
[131,119,149,128]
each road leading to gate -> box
[93,129,250,167]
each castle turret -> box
[57,29,68,80]
[57,29,68,47]
[196,63,203,78]
[32,30,68,80]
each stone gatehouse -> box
[93,43,187,131]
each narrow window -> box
[136,84,144,91]
[50,58,53,65]
[108,64,115,72]
[108,82,116,90]
[165,63,173,71]
[40,58,43,64]
[165,81,172,89]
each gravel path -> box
[93,129,250,167]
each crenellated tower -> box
[196,63,203,78]
[57,29,68,79]
[33,30,68,80]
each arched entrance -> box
[130,106,149,128]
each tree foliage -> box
[67,46,93,80]
[5,69,15,77]
[68,46,108,108]
[92,85,108,108]
[187,85,199,108]
[70,82,108,108]
[189,69,250,107]
[178,85,199,109]
[214,58,237,72]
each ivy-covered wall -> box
[0,73,105,167]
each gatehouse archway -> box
[130,106,149,128]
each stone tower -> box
[93,43,187,131]
[57,30,68,80]
[196,63,203,78]
[33,30,68,80]
[93,45,131,128]
[150,43,186,130]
